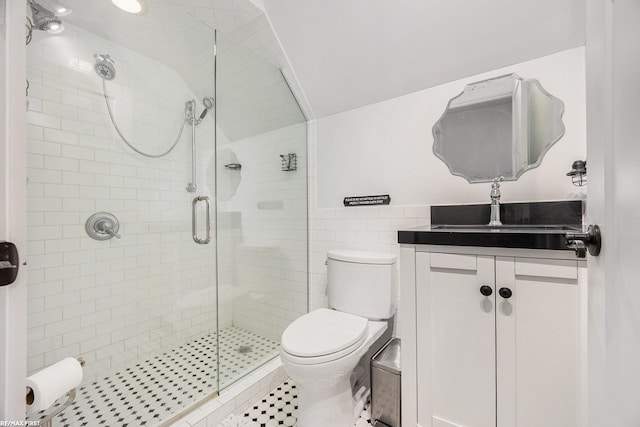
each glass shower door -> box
[24,2,219,425]
[215,31,308,389]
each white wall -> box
[317,47,586,208]
[309,47,587,337]
[26,25,218,384]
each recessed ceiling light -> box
[111,0,146,14]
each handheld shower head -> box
[29,0,62,31]
[198,97,215,120]
[203,97,215,110]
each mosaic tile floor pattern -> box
[28,326,279,427]
[230,380,373,427]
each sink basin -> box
[430,224,581,232]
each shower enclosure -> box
[24,0,307,425]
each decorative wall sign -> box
[344,194,391,207]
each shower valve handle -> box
[86,212,121,240]
[98,221,121,239]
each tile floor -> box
[219,380,373,427]
[27,327,279,427]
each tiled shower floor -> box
[27,327,280,427]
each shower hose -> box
[101,79,187,158]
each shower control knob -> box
[498,287,513,299]
[479,285,493,296]
[86,212,121,241]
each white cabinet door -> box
[496,257,579,427]
[415,251,579,427]
[417,252,496,427]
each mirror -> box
[432,74,565,182]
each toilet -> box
[280,249,397,427]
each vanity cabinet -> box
[400,246,586,427]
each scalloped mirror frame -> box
[432,73,565,183]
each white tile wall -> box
[217,123,308,342]
[26,19,309,387]
[26,25,219,383]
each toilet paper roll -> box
[26,357,83,413]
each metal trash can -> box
[371,337,401,427]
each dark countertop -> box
[397,224,581,250]
[398,200,584,251]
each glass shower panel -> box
[215,32,308,389]
[25,2,217,424]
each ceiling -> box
[261,0,586,118]
[34,0,587,121]
[35,0,304,140]
[38,0,262,57]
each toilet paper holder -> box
[26,357,85,427]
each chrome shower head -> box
[94,54,116,81]
[203,97,214,110]
[29,0,62,31]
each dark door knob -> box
[480,285,493,296]
[565,224,601,258]
[498,287,512,299]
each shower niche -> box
[24,1,308,425]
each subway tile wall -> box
[306,123,430,338]
[217,123,308,342]
[26,25,219,383]
[26,22,309,385]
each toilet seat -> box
[281,308,368,365]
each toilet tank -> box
[327,250,397,320]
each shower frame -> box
[24,5,308,425]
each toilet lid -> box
[281,308,368,358]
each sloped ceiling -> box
[39,0,262,66]
[35,0,304,141]
[261,0,586,118]
[33,0,587,123]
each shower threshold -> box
[27,326,279,427]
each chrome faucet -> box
[489,176,504,226]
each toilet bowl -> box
[280,248,397,427]
[280,308,388,427]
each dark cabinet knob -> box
[498,287,512,299]
[480,285,493,296]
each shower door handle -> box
[192,196,211,244]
